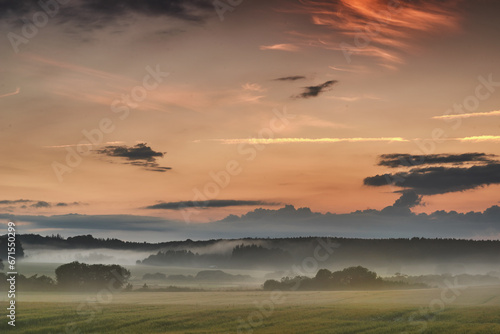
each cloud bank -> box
[4,197,500,240]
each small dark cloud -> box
[364,163,500,195]
[0,200,82,209]
[145,200,279,210]
[274,76,306,81]
[98,143,164,161]
[293,80,338,99]
[97,143,171,172]
[31,201,51,209]
[56,202,81,207]
[378,153,497,168]
[0,199,31,205]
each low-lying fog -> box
[21,248,500,280]
[23,248,153,265]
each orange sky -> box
[1,0,500,239]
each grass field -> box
[2,285,500,333]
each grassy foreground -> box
[2,287,500,333]
[2,303,500,333]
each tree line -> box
[263,266,427,291]
[0,261,130,292]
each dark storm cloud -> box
[97,143,171,172]
[145,200,279,210]
[364,163,500,195]
[274,76,306,81]
[378,153,498,168]
[0,0,213,27]
[293,80,337,99]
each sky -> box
[1,0,500,241]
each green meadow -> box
[2,285,500,333]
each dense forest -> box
[8,234,500,270]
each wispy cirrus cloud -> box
[458,136,500,142]
[242,83,265,92]
[259,44,300,52]
[433,110,500,120]
[43,141,125,149]
[292,115,347,130]
[326,95,381,102]
[0,87,20,99]
[200,137,408,145]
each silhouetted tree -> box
[264,266,384,291]
[55,261,130,291]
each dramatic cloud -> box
[97,143,171,172]
[280,0,461,65]
[378,153,497,168]
[0,0,213,26]
[293,80,337,99]
[145,200,280,210]
[274,76,306,81]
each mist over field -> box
[14,234,500,282]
